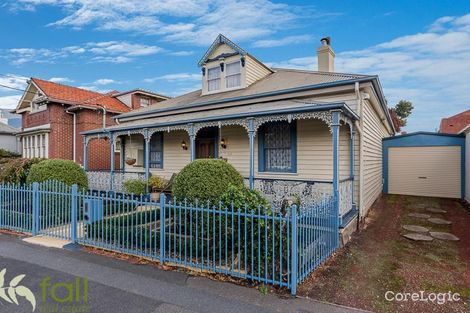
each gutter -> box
[82,102,358,136]
[116,76,382,121]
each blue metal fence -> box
[0,181,339,294]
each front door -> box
[196,127,218,159]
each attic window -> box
[140,96,150,107]
[207,66,221,91]
[226,61,241,88]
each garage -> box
[383,132,465,199]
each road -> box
[0,233,368,313]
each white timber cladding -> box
[361,99,389,214]
[388,146,461,198]
[465,132,470,202]
[245,55,271,86]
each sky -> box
[0,0,469,132]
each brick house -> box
[439,109,470,134]
[14,78,168,170]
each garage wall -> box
[465,132,470,202]
[382,132,466,199]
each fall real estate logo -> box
[0,268,91,313]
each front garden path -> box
[298,195,470,313]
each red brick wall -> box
[76,110,121,171]
[20,103,121,170]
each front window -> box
[259,121,297,173]
[140,97,150,107]
[207,66,221,91]
[149,132,163,169]
[226,61,241,88]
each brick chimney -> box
[317,37,335,72]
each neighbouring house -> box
[82,34,395,233]
[459,124,470,203]
[439,109,470,134]
[14,78,168,170]
[0,109,21,128]
[0,121,20,153]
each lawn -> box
[298,194,470,313]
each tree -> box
[395,100,414,122]
[389,100,414,133]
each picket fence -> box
[0,180,339,294]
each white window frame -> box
[140,96,150,107]
[207,66,221,92]
[225,61,241,89]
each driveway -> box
[0,233,365,313]
[298,195,470,313]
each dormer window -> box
[226,61,241,88]
[140,96,150,107]
[207,66,221,91]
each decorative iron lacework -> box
[245,178,333,210]
[193,119,250,135]
[252,111,334,134]
[85,108,347,142]
[339,179,353,216]
[86,171,145,193]
[85,133,111,146]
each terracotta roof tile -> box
[31,78,130,113]
[439,109,470,134]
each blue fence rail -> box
[0,180,339,294]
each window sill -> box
[256,172,298,176]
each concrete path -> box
[0,233,368,313]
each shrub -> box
[172,159,244,205]
[0,158,43,184]
[123,178,146,195]
[0,149,21,158]
[26,159,88,189]
[220,184,270,211]
[149,175,165,190]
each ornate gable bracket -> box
[84,133,111,146]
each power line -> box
[0,73,30,82]
[0,83,34,95]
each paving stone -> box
[403,233,434,241]
[408,213,431,219]
[402,225,429,233]
[429,232,460,241]
[426,208,447,213]
[427,218,452,225]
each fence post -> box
[159,193,166,263]
[291,204,298,296]
[0,184,3,228]
[71,184,78,243]
[32,182,39,236]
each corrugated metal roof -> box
[117,68,371,119]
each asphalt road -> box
[0,233,368,313]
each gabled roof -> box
[30,78,131,113]
[112,88,169,100]
[0,121,18,134]
[439,109,470,134]
[198,34,247,67]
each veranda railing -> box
[0,180,339,295]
